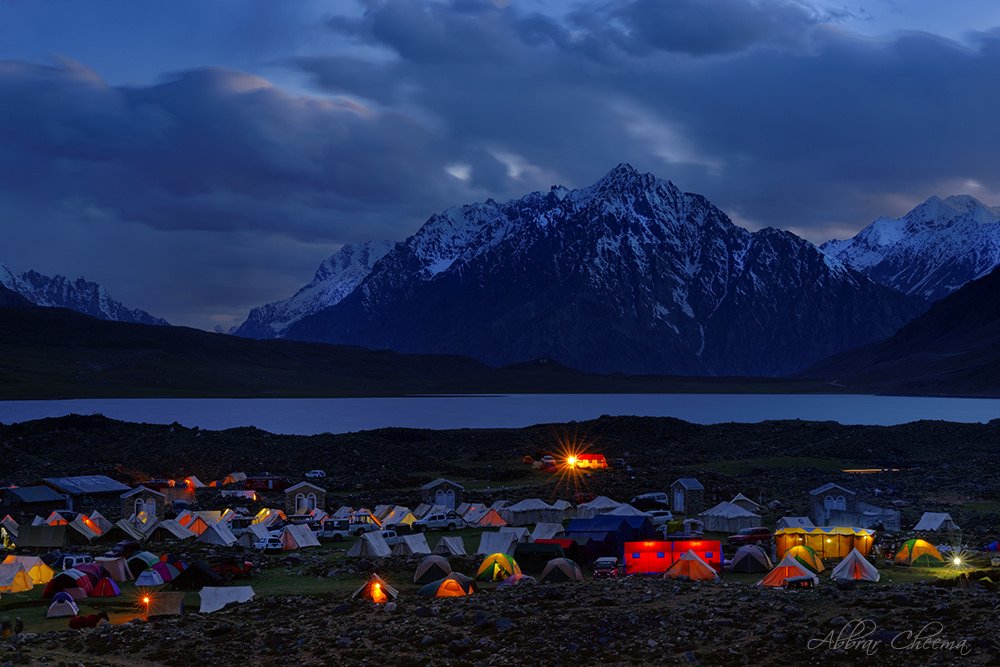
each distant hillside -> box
[0,306,831,399]
[803,265,1000,396]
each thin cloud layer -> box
[2,0,1000,327]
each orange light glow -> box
[566,455,577,467]
[142,596,150,604]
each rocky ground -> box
[8,572,1000,666]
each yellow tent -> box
[476,553,521,581]
[0,564,33,593]
[894,539,944,566]
[786,545,825,573]
[2,555,53,584]
[775,526,874,559]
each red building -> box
[571,454,607,469]
[623,540,723,575]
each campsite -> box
[0,414,998,664]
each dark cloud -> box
[4,0,1000,328]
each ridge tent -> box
[135,569,165,587]
[280,524,321,550]
[237,524,270,549]
[729,545,772,574]
[94,557,132,582]
[499,526,531,543]
[538,558,584,583]
[373,505,394,521]
[475,509,507,528]
[346,532,392,558]
[91,577,121,597]
[147,591,185,617]
[3,555,54,584]
[332,506,353,519]
[414,556,452,584]
[185,515,212,536]
[576,496,622,519]
[463,505,488,524]
[603,504,650,517]
[730,493,761,513]
[412,503,433,519]
[185,476,206,489]
[392,533,431,556]
[831,548,880,583]
[0,515,17,537]
[110,519,146,542]
[43,569,94,598]
[46,591,79,618]
[456,502,471,516]
[531,522,566,541]
[87,511,113,534]
[663,550,719,582]
[894,539,944,566]
[199,586,254,613]
[786,545,825,573]
[503,499,562,526]
[197,522,238,547]
[352,574,398,604]
[476,531,517,556]
[127,552,160,576]
[913,513,960,532]
[147,520,196,543]
[0,564,33,593]
[477,553,521,581]
[221,472,247,485]
[758,553,819,589]
[699,502,762,533]
[381,506,416,527]
[417,573,477,598]
[433,536,467,557]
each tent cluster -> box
[40,558,134,602]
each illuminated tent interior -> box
[758,553,819,589]
[894,539,944,566]
[352,574,398,604]
[775,527,874,559]
[476,553,521,582]
[786,545,825,573]
[663,550,719,582]
[417,573,477,598]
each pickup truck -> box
[727,527,773,546]
[208,556,254,581]
[347,513,382,536]
[412,512,465,532]
[318,519,351,541]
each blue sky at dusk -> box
[2,0,999,328]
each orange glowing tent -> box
[894,539,944,566]
[417,573,477,598]
[351,574,398,604]
[663,550,719,582]
[758,553,819,589]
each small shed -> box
[419,479,464,511]
[120,486,166,522]
[284,482,326,516]
[670,478,704,515]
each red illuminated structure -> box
[623,540,723,574]
[567,453,607,469]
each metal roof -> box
[420,478,465,491]
[4,485,65,504]
[672,478,704,490]
[43,475,131,496]
[809,483,855,496]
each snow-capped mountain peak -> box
[821,194,1000,300]
[0,263,167,325]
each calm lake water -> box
[0,394,998,435]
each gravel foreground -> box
[9,575,998,666]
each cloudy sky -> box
[3,0,1000,329]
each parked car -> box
[103,540,141,558]
[593,556,620,579]
[57,554,94,570]
[304,470,326,479]
[631,492,669,510]
[208,555,254,581]
[647,510,674,527]
[253,536,284,554]
[727,527,773,546]
[412,512,465,532]
[540,455,556,465]
[347,513,381,536]
[378,529,402,547]
[319,519,352,541]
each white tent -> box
[476,531,517,555]
[489,500,511,512]
[462,505,487,522]
[46,596,79,618]
[381,506,416,527]
[135,569,165,587]
[499,526,531,543]
[412,503,433,519]
[730,493,761,513]
[433,536,467,556]
[530,522,566,541]
[94,557,132,582]
[0,515,17,537]
[603,503,650,517]
[576,496,621,519]
[185,476,207,488]
[699,502,762,533]
[373,505,394,520]
[346,531,392,558]
[30,515,46,527]
[913,512,960,532]
[503,499,562,526]
[236,524,270,549]
[199,586,255,613]
[830,548,880,583]
[392,533,431,556]
[197,522,238,547]
[280,524,321,550]
[776,516,814,530]
[147,519,197,542]
[87,511,113,534]
[332,506,354,519]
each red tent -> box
[43,569,93,598]
[91,577,121,597]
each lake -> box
[0,394,998,435]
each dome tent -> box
[476,553,521,582]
